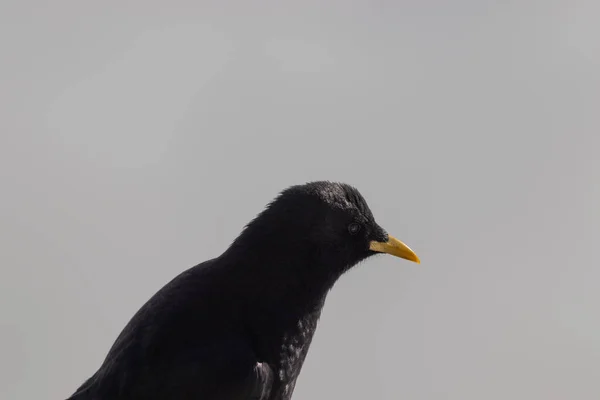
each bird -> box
[67,181,420,400]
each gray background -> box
[1,1,598,399]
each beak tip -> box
[408,254,421,264]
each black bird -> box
[67,181,420,400]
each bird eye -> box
[348,223,361,235]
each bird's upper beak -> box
[369,235,420,264]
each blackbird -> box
[67,181,420,400]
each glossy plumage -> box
[67,181,419,400]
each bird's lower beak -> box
[369,235,420,264]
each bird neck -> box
[221,238,341,392]
[224,246,338,304]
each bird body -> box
[67,182,420,400]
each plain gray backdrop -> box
[1,1,598,399]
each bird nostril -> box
[375,228,389,242]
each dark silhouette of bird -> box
[67,181,420,400]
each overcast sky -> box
[1,1,599,399]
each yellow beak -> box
[369,235,420,264]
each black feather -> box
[66,181,397,400]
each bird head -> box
[228,181,419,279]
